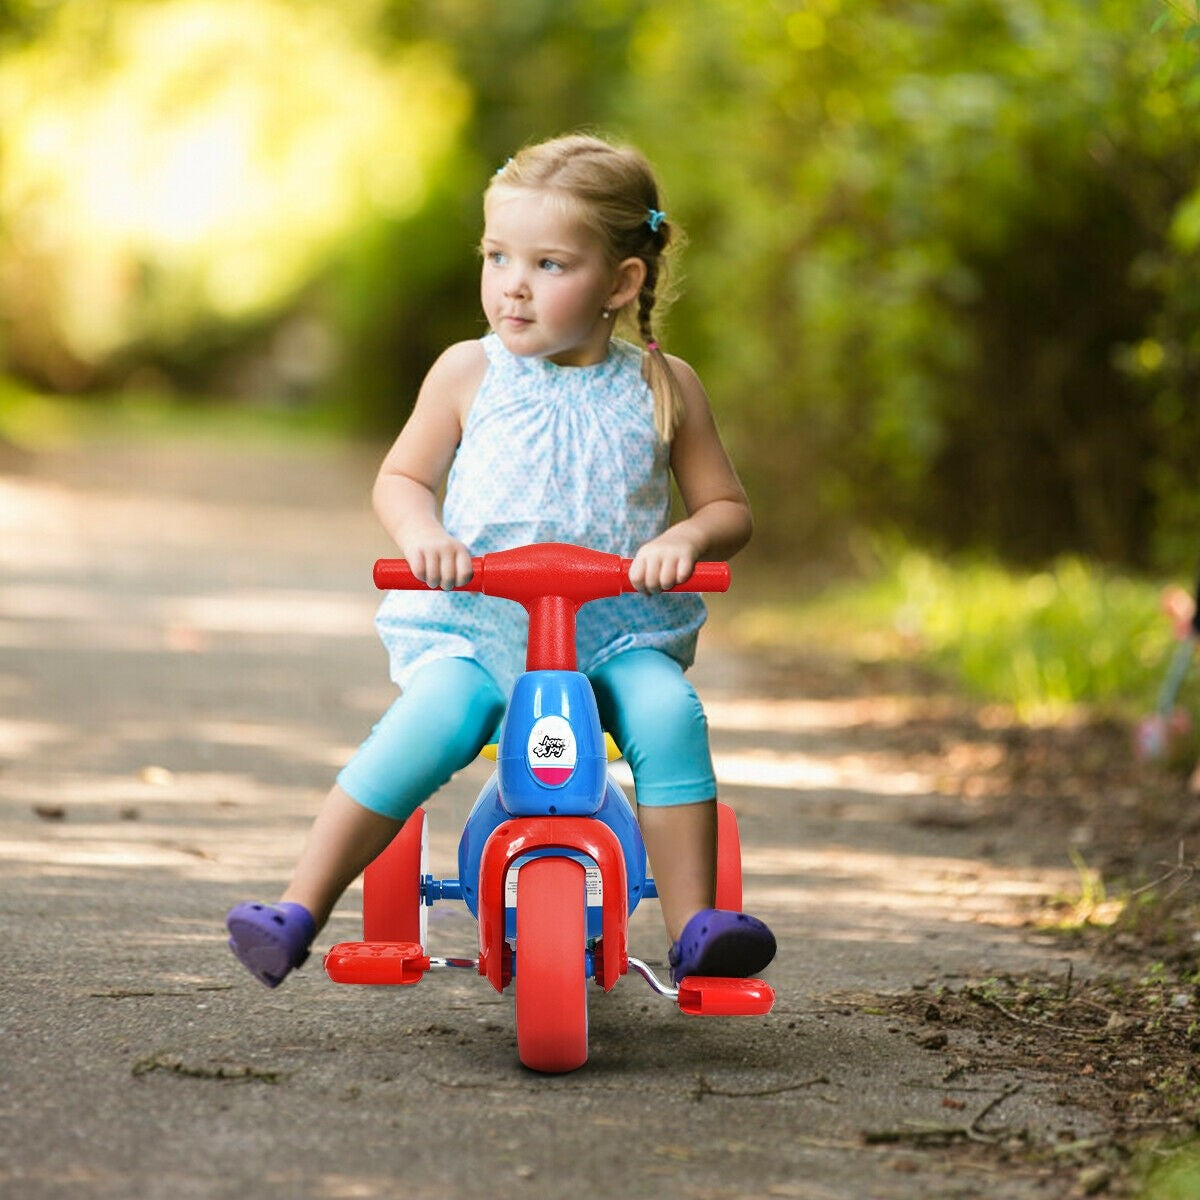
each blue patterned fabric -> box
[376,335,706,696]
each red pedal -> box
[676,976,775,1017]
[324,941,429,986]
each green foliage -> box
[2,0,1200,569]
[736,546,1191,718]
[1139,1143,1200,1199]
[607,0,1200,568]
[0,1,469,396]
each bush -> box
[735,547,1193,719]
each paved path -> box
[0,435,1101,1199]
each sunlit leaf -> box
[0,0,468,368]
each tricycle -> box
[323,543,774,1073]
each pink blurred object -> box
[1134,706,1192,764]
[1135,572,1200,764]
[1162,585,1197,642]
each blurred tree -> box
[0,0,469,398]
[1139,0,1200,568]
[602,0,1200,569]
[2,0,1198,572]
[0,0,61,43]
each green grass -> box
[1138,1144,1200,1199]
[734,545,1194,720]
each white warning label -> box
[506,860,603,907]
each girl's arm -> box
[629,355,754,594]
[372,340,487,589]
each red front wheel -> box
[514,857,589,1073]
[363,807,428,945]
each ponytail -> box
[634,213,684,442]
[640,338,684,444]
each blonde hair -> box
[487,134,685,442]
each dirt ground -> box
[1,432,1199,1200]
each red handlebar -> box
[373,543,729,598]
[373,543,730,671]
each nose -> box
[503,266,530,298]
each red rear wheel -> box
[715,802,743,911]
[363,807,428,945]
[514,857,589,1073]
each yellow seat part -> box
[479,732,622,762]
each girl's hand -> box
[628,535,700,594]
[404,532,474,591]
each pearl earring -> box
[602,307,612,319]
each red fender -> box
[476,817,628,993]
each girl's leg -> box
[297,655,505,926]
[589,649,720,940]
[634,800,716,942]
[228,657,504,985]
[591,649,775,981]
[280,785,404,929]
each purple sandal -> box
[668,909,776,985]
[226,901,316,988]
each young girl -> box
[226,133,775,989]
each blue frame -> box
[440,669,649,941]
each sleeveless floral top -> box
[375,334,706,696]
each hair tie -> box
[647,209,666,232]
[646,341,660,352]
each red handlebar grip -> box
[619,559,731,594]
[372,558,485,591]
[674,561,731,593]
[373,560,418,590]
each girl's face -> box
[481,188,636,367]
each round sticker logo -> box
[526,716,576,787]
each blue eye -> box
[540,259,564,273]
[486,250,507,266]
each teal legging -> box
[337,649,716,821]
